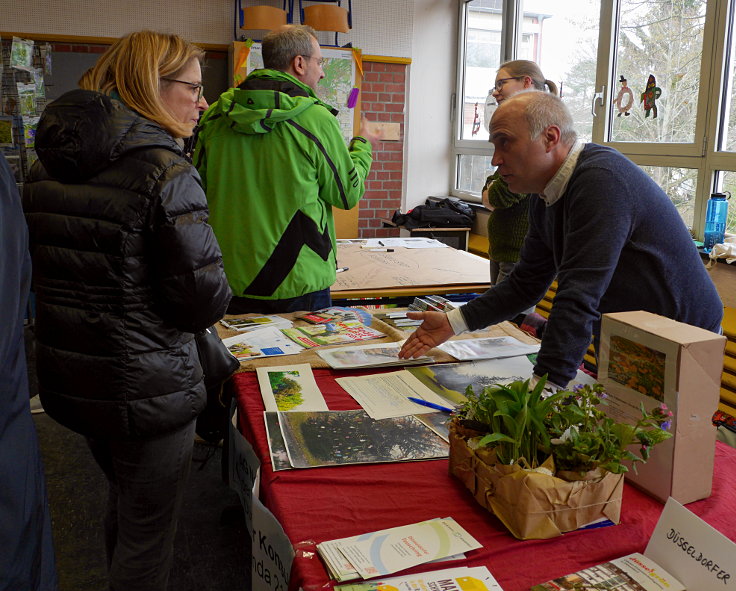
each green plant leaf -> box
[478,432,517,447]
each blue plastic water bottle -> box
[703,192,730,252]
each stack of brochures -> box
[334,566,504,590]
[316,517,482,583]
[298,306,373,326]
[282,321,385,348]
[408,295,456,312]
[373,311,424,330]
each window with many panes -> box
[453,0,602,201]
[454,0,736,240]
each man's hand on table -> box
[398,311,454,358]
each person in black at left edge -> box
[0,151,58,591]
[23,31,231,591]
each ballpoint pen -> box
[407,397,455,413]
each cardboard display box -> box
[598,311,726,504]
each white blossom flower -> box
[550,426,577,445]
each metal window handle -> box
[591,86,606,116]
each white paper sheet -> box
[363,237,449,249]
[336,370,455,420]
[437,336,540,361]
[316,341,432,369]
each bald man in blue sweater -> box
[400,91,722,388]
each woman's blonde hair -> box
[499,60,558,96]
[80,30,205,138]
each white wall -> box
[404,0,456,210]
[3,0,233,46]
[2,0,414,57]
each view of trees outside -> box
[720,11,736,234]
[724,27,736,153]
[611,0,705,145]
[640,165,697,229]
[457,154,494,194]
[713,172,736,233]
[456,0,503,194]
[609,0,706,230]
[530,0,601,142]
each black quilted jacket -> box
[23,89,232,440]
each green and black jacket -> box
[194,69,372,300]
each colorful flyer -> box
[256,364,327,412]
[336,517,481,579]
[335,566,503,591]
[282,321,384,348]
[222,326,304,361]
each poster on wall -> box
[10,37,34,72]
[231,40,357,143]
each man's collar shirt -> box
[539,139,586,206]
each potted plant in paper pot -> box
[448,378,672,540]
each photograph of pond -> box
[277,410,449,468]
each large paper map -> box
[243,42,357,143]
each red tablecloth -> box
[233,369,736,591]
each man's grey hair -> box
[262,25,318,71]
[515,90,578,145]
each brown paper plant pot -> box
[448,420,624,540]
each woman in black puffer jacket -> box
[23,31,231,591]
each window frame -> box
[594,0,735,237]
[451,0,518,202]
[453,0,736,240]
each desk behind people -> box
[331,241,490,303]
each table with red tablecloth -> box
[233,368,736,591]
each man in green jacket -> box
[195,25,380,313]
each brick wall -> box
[359,60,407,238]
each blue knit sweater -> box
[461,144,723,386]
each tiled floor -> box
[28,328,250,591]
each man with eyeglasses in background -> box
[195,24,382,314]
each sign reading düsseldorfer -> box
[645,498,736,590]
